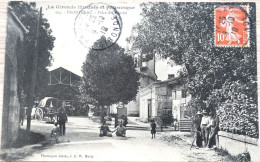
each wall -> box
[218,131,260,161]
[1,11,25,148]
[172,85,191,121]
[139,85,157,119]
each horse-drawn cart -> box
[34,97,60,123]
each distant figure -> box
[114,122,126,137]
[57,108,68,136]
[173,118,178,131]
[99,121,113,137]
[19,107,25,126]
[150,120,157,139]
[50,122,60,143]
[121,115,128,127]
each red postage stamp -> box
[215,6,249,47]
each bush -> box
[208,81,258,138]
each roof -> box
[49,67,81,78]
[139,76,182,93]
[49,67,81,87]
[38,97,57,107]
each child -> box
[151,120,156,139]
[99,121,113,137]
[50,122,60,143]
[114,122,126,137]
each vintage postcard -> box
[0,0,259,161]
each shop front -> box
[139,80,172,122]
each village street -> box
[0,117,235,161]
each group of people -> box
[99,120,127,137]
[195,109,220,149]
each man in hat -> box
[195,110,203,148]
[200,110,210,147]
[57,107,68,136]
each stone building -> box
[1,7,28,148]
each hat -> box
[202,110,207,114]
[196,111,202,115]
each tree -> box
[129,2,257,136]
[81,37,139,122]
[9,2,55,130]
[129,2,256,103]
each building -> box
[170,78,192,121]
[139,76,192,131]
[139,78,173,120]
[47,67,82,115]
[49,67,81,87]
[1,7,28,148]
[170,78,192,131]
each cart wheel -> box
[35,108,43,121]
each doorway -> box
[147,99,152,119]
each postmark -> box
[214,6,249,47]
[74,3,122,50]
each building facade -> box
[170,80,192,121]
[139,80,173,120]
[139,76,192,131]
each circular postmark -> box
[74,3,122,50]
[214,5,251,47]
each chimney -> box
[168,74,175,79]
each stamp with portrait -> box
[215,6,249,47]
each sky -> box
[36,1,181,80]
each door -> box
[147,99,152,119]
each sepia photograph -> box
[0,1,259,161]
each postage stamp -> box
[215,6,249,47]
[74,3,122,50]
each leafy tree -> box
[81,37,139,122]
[129,2,256,103]
[9,2,55,130]
[129,3,257,136]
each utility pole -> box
[27,7,42,132]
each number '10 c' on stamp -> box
[215,6,249,47]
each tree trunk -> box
[26,7,42,132]
[26,105,32,131]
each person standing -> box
[195,111,203,148]
[207,110,220,148]
[200,110,209,147]
[19,107,25,126]
[57,108,68,136]
[150,119,157,139]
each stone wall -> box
[218,131,260,161]
[1,9,26,148]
